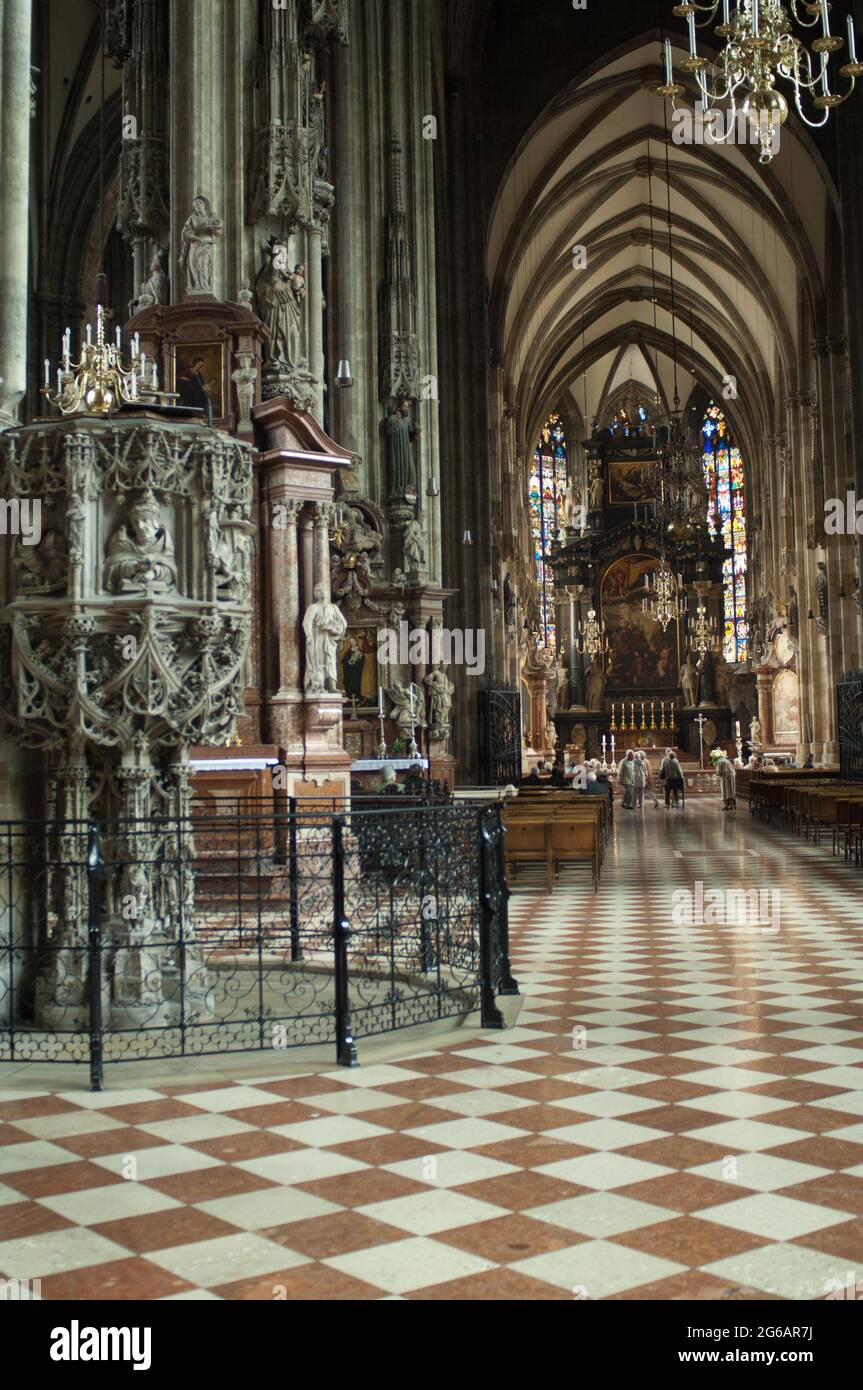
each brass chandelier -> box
[42,305,161,417]
[660,2,863,164]
[576,607,608,660]
[688,600,719,654]
[643,559,686,631]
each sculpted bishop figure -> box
[105,492,178,594]
[256,239,305,369]
[303,583,347,695]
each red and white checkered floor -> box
[2,797,863,1300]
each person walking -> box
[632,751,646,809]
[619,749,636,809]
[714,750,737,810]
[659,747,684,808]
[637,750,659,808]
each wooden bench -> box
[502,799,604,892]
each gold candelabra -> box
[41,304,165,417]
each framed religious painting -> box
[171,342,225,423]
[607,455,660,507]
[600,554,680,691]
[338,628,379,710]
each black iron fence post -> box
[332,815,358,1066]
[86,822,104,1092]
[478,810,505,1029]
[288,796,302,962]
[494,809,519,996]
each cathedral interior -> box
[2,0,863,1324]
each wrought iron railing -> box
[0,800,517,1090]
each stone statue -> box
[503,572,517,628]
[556,657,570,712]
[203,500,235,593]
[714,650,732,706]
[403,518,426,572]
[385,398,419,497]
[255,239,304,368]
[16,530,68,594]
[815,561,829,635]
[424,663,454,740]
[750,716,762,749]
[697,647,717,705]
[585,658,606,711]
[129,249,168,317]
[387,678,426,738]
[105,491,178,594]
[679,655,699,708]
[302,582,347,694]
[179,195,222,296]
[589,473,604,511]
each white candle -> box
[86,323,92,346]
[752,0,760,38]
[43,358,50,386]
[735,720,741,738]
[132,332,140,359]
[140,352,146,378]
[129,373,138,400]
[687,11,697,55]
[115,326,122,349]
[821,0,830,39]
[410,687,416,723]
[152,362,159,390]
[378,686,385,719]
[664,38,673,85]
[56,368,63,393]
[849,15,858,64]
[722,0,730,25]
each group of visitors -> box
[618,748,683,810]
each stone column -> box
[269,498,302,697]
[313,501,334,598]
[306,226,325,423]
[0,0,33,426]
[755,671,774,746]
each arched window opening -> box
[529,412,568,649]
[702,403,748,662]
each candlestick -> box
[650,700,656,731]
[640,701,646,731]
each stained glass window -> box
[702,403,748,662]
[529,413,568,649]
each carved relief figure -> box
[105,492,178,594]
[403,518,426,572]
[16,530,68,594]
[815,561,829,635]
[303,582,347,694]
[179,195,222,296]
[387,678,426,737]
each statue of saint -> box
[589,473,604,511]
[302,583,347,694]
[585,658,606,711]
[697,647,717,705]
[179,196,222,296]
[403,518,426,571]
[679,655,699,708]
[387,678,426,738]
[503,572,517,628]
[385,398,419,497]
[255,239,304,368]
[425,663,454,740]
[129,249,168,317]
[105,491,178,594]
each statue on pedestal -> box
[385,398,419,498]
[255,238,304,369]
[129,249,168,317]
[303,583,347,695]
[179,196,222,297]
[403,518,426,572]
[679,655,699,708]
[585,658,606,711]
[425,664,454,741]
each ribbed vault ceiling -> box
[487,39,836,466]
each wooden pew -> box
[502,798,604,892]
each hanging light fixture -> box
[643,560,686,631]
[659,2,863,164]
[42,305,159,416]
[688,600,718,654]
[576,607,608,659]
